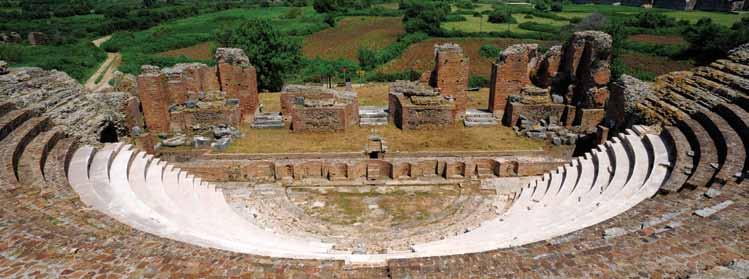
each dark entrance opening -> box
[99,122,119,143]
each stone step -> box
[251,123,285,129]
[0,109,32,142]
[254,113,283,121]
[44,137,78,198]
[0,102,15,118]
[254,119,284,125]
[0,116,51,189]
[360,118,387,126]
[17,128,64,186]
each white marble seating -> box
[67,126,670,264]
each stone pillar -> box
[489,44,538,116]
[432,43,469,118]
[137,65,171,133]
[216,48,259,123]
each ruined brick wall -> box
[169,106,240,133]
[216,48,259,123]
[503,102,568,127]
[291,106,347,132]
[282,86,358,132]
[562,31,612,109]
[390,94,455,130]
[489,44,539,115]
[432,44,469,117]
[136,65,171,133]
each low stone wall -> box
[173,156,567,183]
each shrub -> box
[479,44,501,58]
[444,14,467,22]
[468,75,488,88]
[575,12,607,31]
[357,47,378,70]
[283,7,304,19]
[487,9,516,24]
[402,0,450,35]
[455,0,475,9]
[626,11,677,29]
[518,22,560,34]
[366,69,420,82]
[551,1,563,12]
[682,17,748,65]
[533,0,550,11]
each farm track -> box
[85,35,120,93]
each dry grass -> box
[224,123,543,153]
[377,37,557,79]
[621,52,693,76]
[157,41,216,60]
[302,16,404,60]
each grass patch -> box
[302,16,405,60]
[0,42,106,82]
[443,13,569,34]
[620,51,693,78]
[225,123,544,153]
[627,34,686,45]
[157,41,217,60]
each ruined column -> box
[216,48,259,123]
[136,65,171,133]
[432,43,469,118]
[561,31,612,109]
[489,44,539,115]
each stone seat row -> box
[67,143,348,260]
[653,76,749,193]
[409,126,670,256]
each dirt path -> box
[85,35,121,93]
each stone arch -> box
[98,121,119,143]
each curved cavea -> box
[0,44,747,276]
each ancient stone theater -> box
[0,31,747,278]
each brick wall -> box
[432,44,469,117]
[136,66,171,133]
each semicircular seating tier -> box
[1,43,748,276]
[63,121,671,264]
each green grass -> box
[0,42,106,82]
[104,7,329,74]
[443,13,569,34]
[663,10,745,26]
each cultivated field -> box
[377,37,558,78]
[302,16,404,60]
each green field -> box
[103,6,329,74]
[443,13,570,34]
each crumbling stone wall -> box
[489,44,539,115]
[489,31,613,132]
[431,43,469,117]
[281,85,359,132]
[216,48,258,122]
[136,48,259,134]
[389,81,456,130]
[137,65,172,133]
[0,67,129,144]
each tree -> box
[216,19,303,91]
[479,44,501,58]
[402,0,450,36]
[551,1,563,12]
[313,0,337,13]
[534,0,551,11]
[143,0,156,8]
[487,9,516,24]
[682,17,743,65]
[357,47,378,70]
